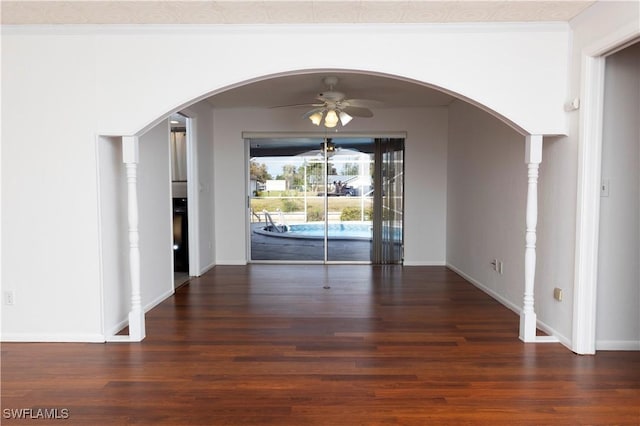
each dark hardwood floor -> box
[2,266,639,425]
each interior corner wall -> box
[212,107,448,265]
[446,100,528,315]
[137,120,175,312]
[97,136,130,336]
[596,42,640,350]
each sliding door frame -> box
[244,132,407,264]
[372,138,405,264]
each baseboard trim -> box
[446,263,569,347]
[596,340,640,351]
[216,260,248,265]
[0,290,175,343]
[197,261,216,276]
[144,288,174,313]
[536,318,571,347]
[105,287,175,339]
[447,263,521,314]
[107,318,130,338]
[1,333,106,343]
[403,260,446,266]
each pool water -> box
[288,223,373,239]
[255,221,403,241]
[254,222,373,240]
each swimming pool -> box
[254,222,373,240]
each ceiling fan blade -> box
[343,98,383,108]
[342,106,373,118]
[270,103,323,109]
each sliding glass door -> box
[248,136,403,264]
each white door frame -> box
[572,24,640,355]
[176,109,201,277]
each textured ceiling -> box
[1,1,596,25]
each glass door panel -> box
[249,150,326,261]
[326,146,374,262]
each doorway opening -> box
[170,113,190,287]
[595,41,640,350]
[247,135,404,264]
[574,31,640,354]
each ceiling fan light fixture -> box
[338,111,353,126]
[309,111,323,126]
[324,109,339,128]
[294,76,377,128]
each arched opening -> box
[137,69,528,138]
[100,69,544,342]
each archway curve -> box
[135,68,528,137]
[111,66,542,342]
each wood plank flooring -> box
[2,266,639,425]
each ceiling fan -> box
[276,76,380,128]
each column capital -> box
[525,134,543,164]
[122,136,139,164]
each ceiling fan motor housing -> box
[317,91,346,102]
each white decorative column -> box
[123,136,146,342]
[520,135,542,342]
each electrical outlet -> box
[553,288,563,301]
[4,290,15,305]
[490,259,503,274]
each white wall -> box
[137,120,175,312]
[212,107,448,265]
[85,23,569,136]
[597,42,640,350]
[97,137,129,336]
[446,100,530,316]
[1,35,103,341]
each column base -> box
[128,309,146,342]
[519,310,537,342]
